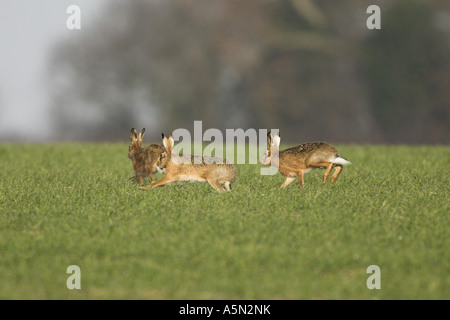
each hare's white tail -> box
[333,155,351,166]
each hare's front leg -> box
[280,176,295,188]
[223,181,232,191]
[207,178,225,193]
[149,175,174,189]
[139,175,170,190]
[297,170,304,189]
[146,166,155,183]
[136,176,144,185]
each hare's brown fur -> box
[146,134,237,192]
[128,128,166,185]
[263,132,350,189]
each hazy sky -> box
[0,0,107,141]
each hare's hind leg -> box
[311,162,333,184]
[330,165,343,185]
[322,162,334,184]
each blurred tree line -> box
[49,0,449,143]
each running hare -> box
[262,132,351,189]
[146,133,237,192]
[128,128,166,185]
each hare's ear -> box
[272,132,281,148]
[138,128,145,143]
[163,133,174,154]
[162,133,169,150]
[162,133,174,153]
[267,131,272,147]
[130,128,138,142]
[168,133,174,149]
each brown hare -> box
[145,133,237,192]
[128,128,166,185]
[262,132,351,189]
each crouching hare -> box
[128,128,166,185]
[144,133,237,192]
[262,132,351,189]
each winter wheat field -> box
[0,143,448,299]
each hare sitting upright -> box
[128,128,166,185]
[262,132,351,189]
[145,133,237,192]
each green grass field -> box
[0,143,448,299]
